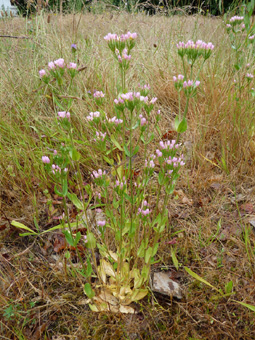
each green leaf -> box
[225,280,233,294]
[54,185,63,197]
[11,221,37,235]
[171,247,179,270]
[74,232,81,246]
[63,230,74,246]
[124,145,131,157]
[184,266,221,293]
[145,133,154,145]
[62,178,68,197]
[153,213,161,227]
[86,258,93,277]
[40,222,77,234]
[124,192,132,203]
[19,232,37,237]
[113,198,119,209]
[137,239,148,258]
[158,224,165,233]
[110,135,123,151]
[145,247,153,264]
[87,232,96,249]
[151,243,159,257]
[103,156,114,165]
[53,95,65,110]
[234,64,241,71]
[132,145,139,156]
[67,193,84,210]
[141,266,149,280]
[69,148,81,161]
[84,283,95,299]
[177,117,187,133]
[174,116,180,131]
[234,301,255,312]
[158,171,164,185]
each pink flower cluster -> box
[104,32,137,42]
[39,69,46,78]
[177,40,214,51]
[58,111,70,120]
[156,149,163,157]
[173,74,184,82]
[117,48,131,63]
[115,177,127,189]
[229,16,244,23]
[48,58,65,69]
[39,59,77,78]
[95,131,106,141]
[249,34,255,41]
[42,156,50,163]
[139,114,147,126]
[138,200,151,216]
[86,111,100,121]
[52,164,68,174]
[246,73,254,80]
[166,155,185,167]
[183,80,200,88]
[67,62,77,69]
[113,92,157,107]
[144,154,156,168]
[138,83,150,90]
[177,40,214,61]
[97,220,106,227]
[93,91,105,98]
[159,140,180,150]
[173,75,200,92]
[91,169,106,179]
[107,116,123,125]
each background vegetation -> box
[0,3,255,340]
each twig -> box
[0,35,32,39]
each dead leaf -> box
[53,234,66,252]
[152,271,182,299]
[32,323,47,340]
[240,203,253,214]
[174,189,193,206]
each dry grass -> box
[0,11,255,340]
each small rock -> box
[152,271,182,299]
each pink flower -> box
[42,156,50,163]
[97,220,106,227]
[54,150,58,155]
[48,61,55,70]
[67,62,77,69]
[141,117,147,126]
[39,69,46,78]
[156,149,162,157]
[246,73,254,79]
[195,80,200,87]
[54,58,65,68]
[93,91,105,98]
[58,111,70,119]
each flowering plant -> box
[37,32,187,312]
